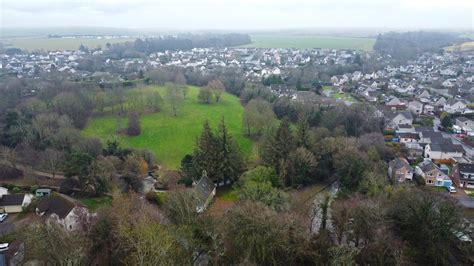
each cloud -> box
[1,0,472,29]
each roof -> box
[389,158,412,171]
[37,193,77,219]
[398,133,420,139]
[456,117,470,123]
[194,175,216,206]
[0,194,25,206]
[429,143,465,153]
[419,161,440,173]
[458,163,474,173]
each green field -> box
[83,86,254,169]
[240,34,375,51]
[1,37,134,51]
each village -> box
[1,39,474,264]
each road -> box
[433,117,474,158]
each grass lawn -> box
[78,196,113,211]
[1,37,134,51]
[83,86,254,169]
[466,191,474,198]
[428,186,448,193]
[216,187,238,201]
[240,34,375,51]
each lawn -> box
[444,41,474,52]
[240,34,375,51]
[78,196,113,211]
[83,86,254,169]
[1,37,134,51]
[322,86,357,103]
[216,187,238,201]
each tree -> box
[388,188,464,265]
[207,80,225,103]
[198,87,213,104]
[296,114,311,149]
[440,112,453,129]
[224,202,307,265]
[215,117,245,184]
[41,148,63,178]
[263,119,296,186]
[288,147,319,186]
[145,91,163,112]
[242,99,276,137]
[235,174,288,211]
[126,112,141,136]
[23,222,90,265]
[165,83,184,116]
[192,121,220,182]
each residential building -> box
[388,158,414,182]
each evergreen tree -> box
[192,121,220,182]
[216,117,245,185]
[296,114,311,149]
[263,119,296,185]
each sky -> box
[1,0,473,30]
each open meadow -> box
[240,34,375,51]
[82,86,254,169]
[1,37,134,51]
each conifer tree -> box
[192,120,219,182]
[216,117,244,185]
[296,114,310,149]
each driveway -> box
[453,189,474,209]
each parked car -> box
[448,186,457,194]
[0,243,8,252]
[0,213,7,222]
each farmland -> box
[82,86,254,169]
[1,37,134,51]
[240,34,375,51]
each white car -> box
[448,186,457,194]
[0,243,8,252]
[0,213,7,222]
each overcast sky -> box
[1,0,473,30]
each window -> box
[428,180,433,184]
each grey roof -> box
[194,175,216,206]
[0,194,25,206]
[389,158,412,171]
[458,163,474,173]
[37,193,77,219]
[430,143,465,153]
[419,161,439,173]
[456,117,469,123]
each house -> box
[416,160,452,187]
[386,97,406,110]
[0,194,33,213]
[36,193,88,231]
[194,173,216,213]
[434,97,447,108]
[444,99,467,114]
[385,111,413,129]
[35,188,52,198]
[396,124,416,133]
[0,187,8,198]
[452,163,474,189]
[408,100,423,115]
[398,132,420,144]
[424,143,465,161]
[455,117,474,133]
[388,158,414,182]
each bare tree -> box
[165,83,184,116]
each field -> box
[322,86,357,103]
[83,86,254,169]
[1,37,134,51]
[240,34,375,51]
[444,41,474,52]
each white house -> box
[0,194,33,213]
[386,111,413,129]
[456,117,474,133]
[408,100,423,114]
[444,99,467,114]
[36,193,89,231]
[424,143,465,161]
